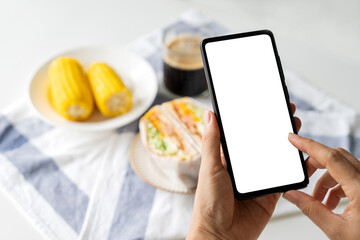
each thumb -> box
[283,190,339,234]
[201,111,222,169]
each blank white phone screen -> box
[205,34,305,193]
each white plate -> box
[28,46,158,131]
[130,133,196,194]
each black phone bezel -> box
[200,30,309,200]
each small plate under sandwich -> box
[129,133,196,194]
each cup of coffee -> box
[163,26,212,96]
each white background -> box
[205,35,305,193]
[0,0,359,239]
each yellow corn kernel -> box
[87,62,132,117]
[48,57,94,121]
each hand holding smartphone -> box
[200,30,308,199]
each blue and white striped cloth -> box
[0,10,359,240]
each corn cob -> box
[87,63,133,117]
[48,57,94,121]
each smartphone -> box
[200,30,308,199]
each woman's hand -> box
[187,104,300,240]
[284,134,360,240]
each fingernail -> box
[204,111,212,125]
[288,133,300,139]
[283,191,296,204]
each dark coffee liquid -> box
[163,35,208,96]
[163,62,207,96]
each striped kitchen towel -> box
[0,10,359,240]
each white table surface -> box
[0,0,359,239]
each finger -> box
[220,144,227,169]
[290,103,296,115]
[283,190,340,234]
[294,117,302,132]
[288,134,360,198]
[288,134,331,169]
[312,171,338,202]
[335,147,360,170]
[305,156,317,178]
[325,185,346,210]
[201,111,222,170]
[290,103,300,131]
